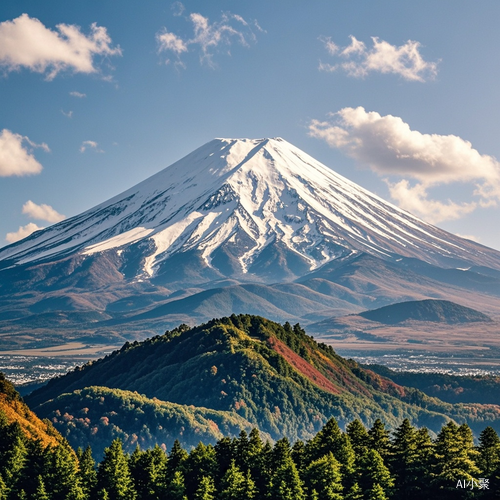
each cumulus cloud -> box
[0,129,49,177]
[309,107,500,223]
[61,110,73,118]
[0,14,121,80]
[319,35,438,82]
[22,200,65,223]
[157,10,261,67]
[5,222,43,243]
[70,91,86,98]
[80,140,103,153]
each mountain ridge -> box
[26,315,500,443]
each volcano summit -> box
[1,138,500,348]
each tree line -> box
[1,409,500,500]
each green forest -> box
[3,314,500,499]
[0,408,498,500]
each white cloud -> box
[157,31,188,55]
[157,10,260,67]
[387,180,477,223]
[0,129,49,177]
[0,14,121,80]
[22,200,65,223]
[80,140,103,153]
[309,107,500,223]
[61,109,73,118]
[70,91,86,98]
[319,35,438,82]
[5,223,43,243]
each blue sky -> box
[2,1,500,250]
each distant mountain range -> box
[1,138,500,348]
[26,315,500,455]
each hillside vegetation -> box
[0,373,62,448]
[38,385,271,459]
[27,315,500,442]
[3,372,500,500]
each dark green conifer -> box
[367,483,388,500]
[44,441,85,500]
[78,445,97,498]
[0,421,27,492]
[368,419,391,462]
[346,420,369,457]
[303,452,343,500]
[268,440,305,500]
[164,470,187,500]
[432,421,480,499]
[358,449,394,498]
[184,442,217,499]
[0,474,7,500]
[220,460,256,500]
[97,439,137,500]
[477,426,500,476]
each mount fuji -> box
[1,138,500,347]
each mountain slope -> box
[26,315,500,441]
[0,373,63,448]
[1,138,500,351]
[2,138,500,284]
[36,385,270,458]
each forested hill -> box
[4,368,500,500]
[27,315,500,442]
[0,372,62,448]
[358,299,492,325]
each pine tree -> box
[345,482,363,500]
[358,449,394,499]
[164,470,187,500]
[306,419,355,481]
[0,421,27,493]
[431,421,480,499]
[478,426,500,476]
[215,437,236,482]
[32,476,50,500]
[346,420,369,458]
[184,442,217,499]
[268,440,305,500]
[368,419,391,462]
[0,474,7,500]
[194,476,216,500]
[78,445,97,498]
[389,418,422,499]
[97,439,137,500]
[129,444,167,500]
[219,460,256,500]
[44,441,85,500]
[367,483,388,500]
[303,452,343,500]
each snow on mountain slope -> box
[1,138,500,279]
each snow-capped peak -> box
[1,137,498,278]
